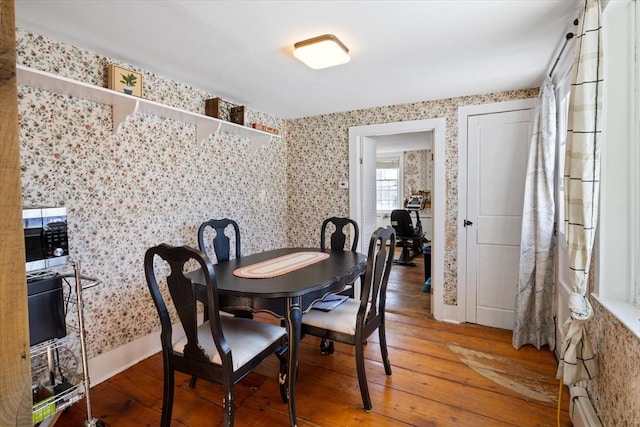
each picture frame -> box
[107,64,143,97]
[230,105,246,125]
[205,97,222,118]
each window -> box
[634,0,640,308]
[555,77,571,240]
[595,0,640,335]
[376,157,401,211]
[554,69,572,296]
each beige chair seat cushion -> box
[302,299,360,335]
[173,316,285,372]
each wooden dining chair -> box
[302,226,396,411]
[194,219,250,388]
[197,218,241,263]
[320,216,359,252]
[197,218,251,323]
[144,243,288,427]
[318,217,361,352]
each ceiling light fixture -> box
[293,34,350,70]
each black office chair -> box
[390,209,424,266]
[144,244,288,427]
[302,226,396,411]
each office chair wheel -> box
[320,338,334,355]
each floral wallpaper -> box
[587,299,640,427]
[16,28,637,425]
[285,89,539,305]
[403,149,431,198]
[17,29,286,358]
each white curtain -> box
[513,76,557,350]
[557,0,603,386]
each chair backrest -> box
[359,226,395,331]
[198,218,241,263]
[390,209,417,238]
[144,244,227,365]
[321,217,359,252]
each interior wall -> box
[403,149,432,240]
[588,300,640,425]
[16,29,287,358]
[286,89,538,305]
[403,149,431,197]
[584,1,640,424]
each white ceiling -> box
[14,0,580,119]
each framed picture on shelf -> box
[205,97,222,118]
[107,65,143,97]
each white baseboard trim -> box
[439,303,463,323]
[87,330,162,386]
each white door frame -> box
[349,118,446,320]
[457,98,537,323]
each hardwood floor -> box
[56,249,570,426]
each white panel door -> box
[466,109,533,329]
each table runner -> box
[233,251,329,279]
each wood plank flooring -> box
[55,249,570,426]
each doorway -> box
[349,118,446,320]
[372,131,433,240]
[372,132,432,311]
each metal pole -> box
[72,261,100,427]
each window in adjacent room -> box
[376,157,402,211]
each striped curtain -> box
[556,0,602,386]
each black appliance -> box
[23,207,69,272]
[27,274,66,346]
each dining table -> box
[189,247,367,427]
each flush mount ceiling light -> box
[293,34,350,69]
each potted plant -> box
[120,73,137,95]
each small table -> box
[190,248,366,427]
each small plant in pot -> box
[120,73,138,95]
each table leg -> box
[285,296,301,427]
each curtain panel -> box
[513,76,557,351]
[557,0,603,386]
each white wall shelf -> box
[17,65,280,146]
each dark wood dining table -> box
[189,247,367,427]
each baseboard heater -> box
[570,387,603,427]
